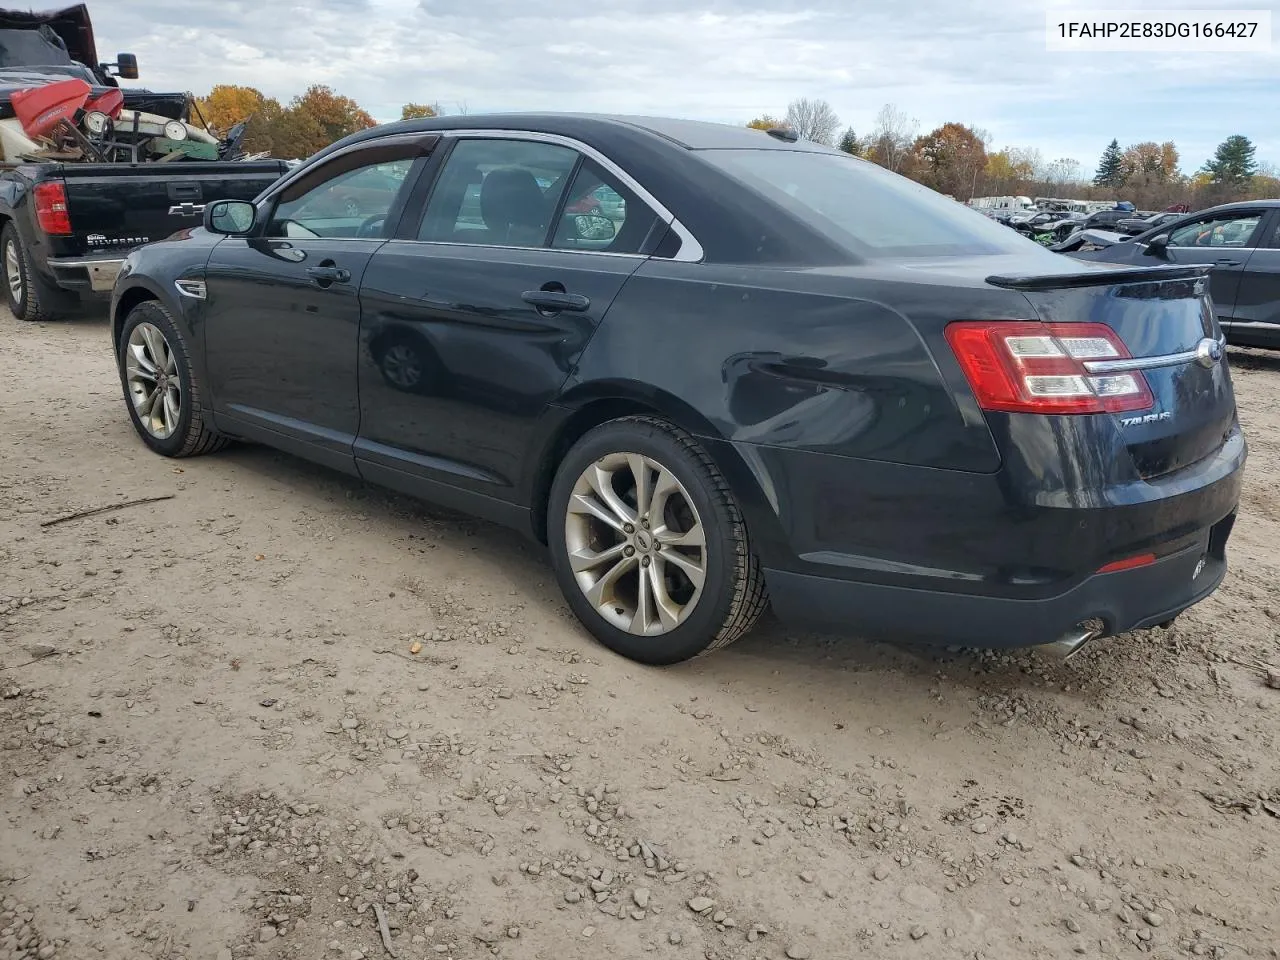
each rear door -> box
[355,133,667,503]
[1225,211,1280,345]
[1154,209,1268,323]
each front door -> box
[355,135,665,505]
[203,147,424,473]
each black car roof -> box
[334,112,830,153]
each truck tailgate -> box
[58,160,288,254]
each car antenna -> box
[766,127,799,142]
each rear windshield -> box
[699,148,1035,259]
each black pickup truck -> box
[0,4,289,320]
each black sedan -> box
[109,114,1244,665]
[1069,200,1280,350]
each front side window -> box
[1168,214,1262,248]
[268,159,414,239]
[418,139,578,247]
[700,148,1034,258]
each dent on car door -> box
[202,136,434,472]
[355,135,667,512]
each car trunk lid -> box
[987,264,1235,480]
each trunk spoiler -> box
[986,263,1212,291]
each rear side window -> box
[551,158,661,255]
[1168,213,1262,248]
[699,149,1035,258]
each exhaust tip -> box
[1040,621,1104,662]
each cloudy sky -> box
[99,0,1278,174]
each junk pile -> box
[0,4,265,163]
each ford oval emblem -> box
[1194,338,1223,369]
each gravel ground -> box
[2,309,1279,960]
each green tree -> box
[1093,139,1125,187]
[837,127,862,156]
[1201,134,1258,185]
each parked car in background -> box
[108,113,1244,666]
[1116,211,1182,236]
[1069,200,1280,349]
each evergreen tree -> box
[1200,135,1258,185]
[1093,139,1124,187]
[837,126,862,156]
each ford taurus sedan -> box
[109,114,1245,665]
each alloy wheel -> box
[563,452,707,636]
[4,239,22,304]
[125,322,182,439]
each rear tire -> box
[2,222,73,322]
[547,416,768,665]
[117,300,228,458]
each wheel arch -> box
[527,379,785,561]
[112,283,162,353]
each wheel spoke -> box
[567,492,626,535]
[161,340,177,375]
[140,325,163,368]
[648,561,683,631]
[136,387,158,417]
[650,467,681,519]
[568,540,626,574]
[660,548,706,590]
[585,462,636,527]
[162,388,180,434]
[584,554,638,610]
[655,521,705,549]
[128,342,158,377]
[631,561,653,633]
[628,454,653,520]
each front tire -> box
[547,416,768,665]
[117,300,228,458]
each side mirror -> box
[204,199,257,236]
[111,53,139,79]
[1145,232,1170,256]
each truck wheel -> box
[2,222,69,322]
[117,300,228,458]
[547,416,768,665]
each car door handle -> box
[307,265,351,284]
[521,290,590,312]
[1214,258,1242,266]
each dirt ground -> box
[2,307,1279,960]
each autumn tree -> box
[1093,139,1124,187]
[193,84,267,135]
[865,103,917,173]
[401,102,439,120]
[747,115,785,131]
[783,97,840,146]
[1201,134,1258,185]
[911,122,987,198]
[290,85,376,150]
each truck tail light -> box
[945,320,1153,415]
[34,180,72,235]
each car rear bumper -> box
[765,510,1234,647]
[47,255,126,295]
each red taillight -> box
[1097,553,1156,574]
[945,320,1153,415]
[34,180,72,235]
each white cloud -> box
[96,0,1280,171]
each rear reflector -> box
[1097,553,1156,574]
[945,320,1153,414]
[33,180,72,235]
